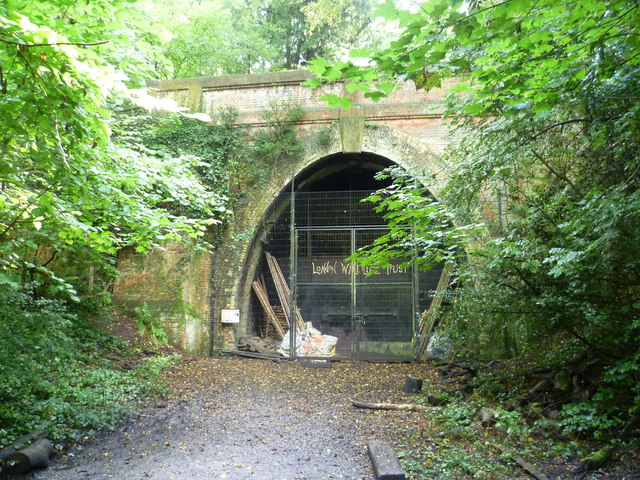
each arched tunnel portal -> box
[234,152,444,360]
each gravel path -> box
[21,357,437,480]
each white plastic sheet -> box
[278,322,338,357]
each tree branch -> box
[530,149,581,196]
[0,184,58,240]
[530,119,589,140]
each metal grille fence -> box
[257,190,444,360]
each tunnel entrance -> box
[249,153,442,360]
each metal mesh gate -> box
[296,227,416,359]
[257,190,443,360]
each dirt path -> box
[25,357,437,480]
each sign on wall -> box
[221,308,240,324]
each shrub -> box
[0,276,175,453]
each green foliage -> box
[314,125,335,148]
[0,276,174,452]
[312,0,640,443]
[2,0,168,87]
[253,100,305,173]
[0,1,226,449]
[256,0,374,71]
[155,0,275,78]
[0,1,224,299]
[348,165,480,273]
[112,108,241,207]
[396,397,579,479]
[396,401,519,479]
[156,0,378,77]
[134,303,169,345]
[559,350,640,441]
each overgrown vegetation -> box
[310,0,640,462]
[1,0,315,451]
[253,100,305,182]
[134,303,169,344]
[154,0,381,77]
[0,279,178,456]
[395,394,581,480]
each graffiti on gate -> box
[308,259,409,277]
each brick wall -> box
[113,244,213,355]
[152,70,455,155]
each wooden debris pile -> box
[435,361,478,396]
[251,277,286,339]
[251,252,305,340]
[251,252,337,357]
[237,335,281,356]
[265,252,305,332]
[515,360,601,421]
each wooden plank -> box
[352,400,430,412]
[265,252,305,331]
[490,443,552,480]
[417,262,454,359]
[265,252,290,327]
[251,279,286,338]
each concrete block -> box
[367,439,407,480]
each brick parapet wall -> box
[151,70,455,155]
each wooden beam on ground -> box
[367,440,407,480]
[351,400,430,412]
[490,443,552,480]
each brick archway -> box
[219,125,445,350]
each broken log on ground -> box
[351,400,431,412]
[0,430,53,475]
[490,442,551,480]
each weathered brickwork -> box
[113,244,212,354]
[116,70,456,354]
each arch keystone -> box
[339,112,365,153]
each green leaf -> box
[319,94,353,109]
[373,0,399,21]
[378,82,394,95]
[349,47,374,59]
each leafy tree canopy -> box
[156,0,380,78]
[0,0,225,299]
[310,0,640,442]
